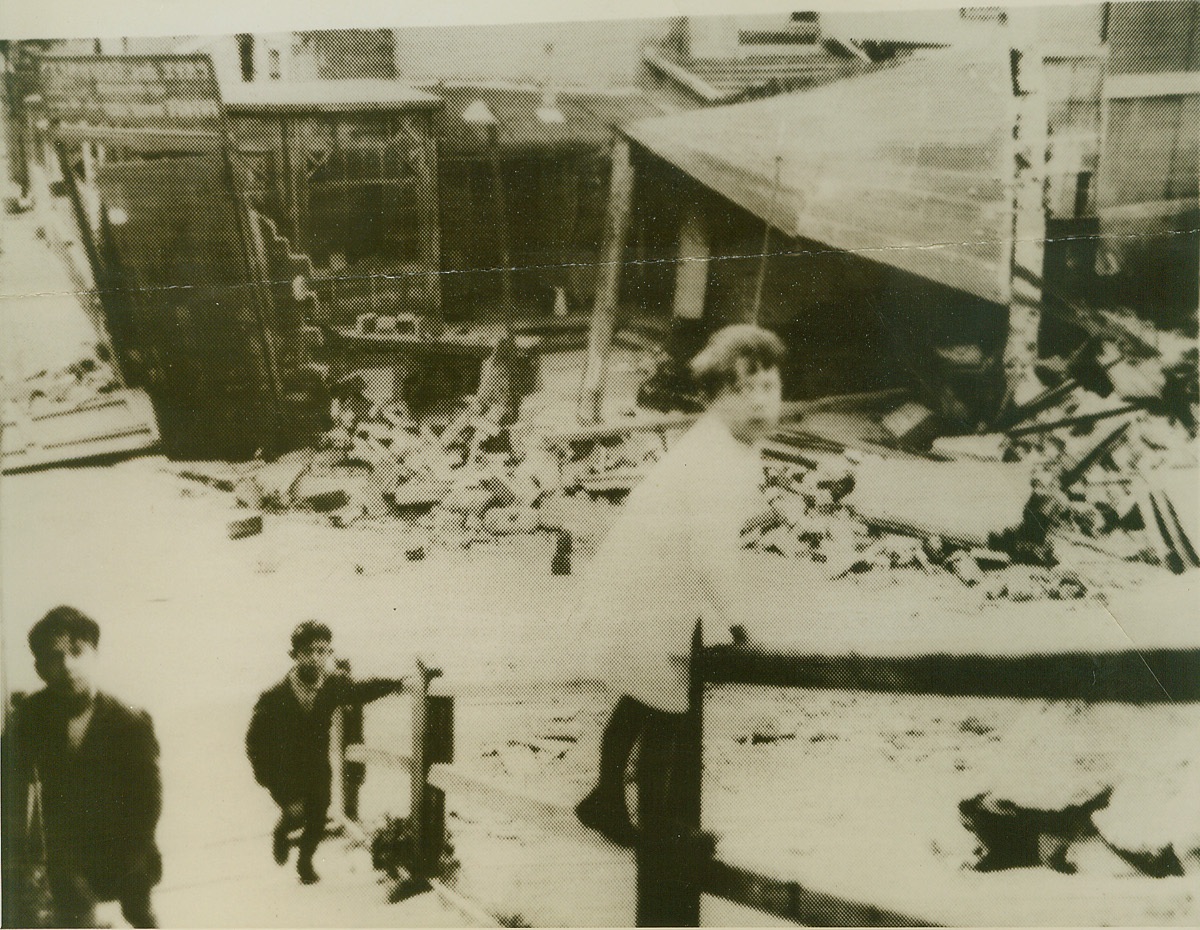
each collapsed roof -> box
[624,50,1015,305]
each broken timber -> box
[579,137,635,424]
[1001,13,1050,407]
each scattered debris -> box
[734,723,797,746]
[745,451,1080,599]
[3,349,121,417]
[882,401,939,447]
[1003,370,1197,573]
[228,514,263,540]
[170,329,1194,586]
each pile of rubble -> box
[203,327,1196,586]
[1003,394,1197,572]
[743,338,1198,593]
[222,376,565,548]
[743,454,1087,601]
[2,348,122,418]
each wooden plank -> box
[1058,419,1131,489]
[1007,403,1140,437]
[579,137,635,424]
[1002,13,1051,406]
[700,645,1200,702]
[704,860,933,928]
[641,48,728,103]
[51,124,222,153]
[546,389,909,448]
[429,765,583,836]
[344,744,414,770]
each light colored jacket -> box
[576,414,762,713]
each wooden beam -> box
[429,765,584,837]
[579,136,635,423]
[641,47,728,104]
[51,123,222,153]
[344,743,414,770]
[410,659,431,878]
[1006,403,1138,437]
[705,860,933,928]
[1001,15,1051,407]
[700,645,1200,702]
[51,141,123,375]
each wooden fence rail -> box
[701,644,1200,703]
[340,635,1200,927]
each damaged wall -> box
[1095,0,1200,322]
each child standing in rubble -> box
[574,324,784,845]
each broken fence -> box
[336,634,1199,927]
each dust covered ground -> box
[3,458,1198,926]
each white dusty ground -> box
[4,195,1198,925]
[3,459,1199,926]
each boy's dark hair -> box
[28,606,100,658]
[689,324,785,398]
[291,620,333,653]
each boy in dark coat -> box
[246,621,406,884]
[2,607,162,928]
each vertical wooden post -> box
[52,141,122,373]
[488,126,514,334]
[579,135,635,424]
[635,621,707,927]
[409,657,429,879]
[329,657,353,828]
[751,155,783,327]
[414,122,442,332]
[407,658,444,884]
[672,206,710,322]
[329,707,347,826]
[342,700,365,822]
[1002,17,1050,408]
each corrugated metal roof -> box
[625,50,1014,304]
[222,80,441,112]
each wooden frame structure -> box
[579,25,1057,423]
[334,616,1198,926]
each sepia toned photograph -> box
[1,1,1198,926]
